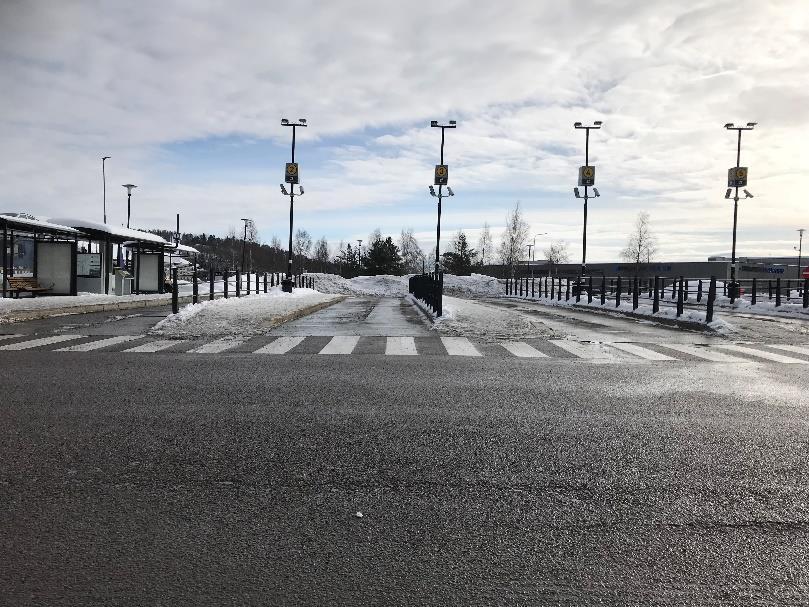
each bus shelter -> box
[48,218,171,295]
[1,213,82,298]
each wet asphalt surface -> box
[2,298,809,605]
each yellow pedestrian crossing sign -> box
[285,162,299,184]
[434,164,449,185]
[578,165,595,186]
[727,166,748,187]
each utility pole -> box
[102,156,110,223]
[280,118,307,292]
[573,122,602,292]
[723,122,756,301]
[428,120,457,274]
[796,228,805,279]
[240,218,250,272]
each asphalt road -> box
[2,298,809,605]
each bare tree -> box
[293,229,312,273]
[399,228,425,274]
[477,222,493,266]
[620,211,658,269]
[543,240,570,275]
[497,201,529,276]
[270,235,282,250]
[313,236,330,272]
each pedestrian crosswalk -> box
[1,333,809,364]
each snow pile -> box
[151,287,340,338]
[432,295,553,341]
[309,272,504,299]
[443,273,504,298]
[0,291,175,322]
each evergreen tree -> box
[363,236,403,275]
[442,231,478,275]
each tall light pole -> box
[526,243,534,282]
[796,228,805,279]
[572,121,602,286]
[357,239,363,266]
[280,118,307,292]
[723,122,756,301]
[122,184,137,228]
[533,232,548,278]
[102,156,110,224]
[428,120,457,274]
[240,218,250,272]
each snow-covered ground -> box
[508,293,734,335]
[151,287,341,338]
[429,295,553,341]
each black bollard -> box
[653,276,660,313]
[676,277,684,317]
[615,275,622,307]
[776,277,781,307]
[633,277,639,310]
[172,268,179,314]
[706,276,716,323]
[224,270,229,299]
[751,278,757,305]
[600,275,606,305]
[209,267,215,301]
[588,276,593,304]
[697,279,703,303]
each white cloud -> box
[1,0,808,262]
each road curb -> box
[0,295,188,323]
[262,295,347,329]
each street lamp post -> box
[122,184,137,228]
[357,239,363,267]
[796,228,805,279]
[428,120,457,274]
[533,232,548,277]
[102,156,110,224]
[723,122,756,301]
[280,118,307,292]
[572,121,602,290]
[240,218,250,272]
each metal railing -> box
[505,274,809,325]
[409,272,443,317]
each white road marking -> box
[56,335,142,352]
[187,337,247,354]
[716,344,809,364]
[766,344,809,358]
[385,336,417,356]
[441,337,481,357]
[0,334,22,341]
[608,342,676,361]
[549,340,624,362]
[657,343,752,363]
[253,336,305,354]
[0,334,84,351]
[501,341,548,358]
[319,336,360,355]
[123,340,185,353]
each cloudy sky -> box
[1,0,807,262]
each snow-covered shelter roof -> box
[48,217,169,245]
[172,243,199,255]
[0,213,81,236]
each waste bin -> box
[115,270,133,296]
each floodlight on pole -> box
[571,121,603,283]
[280,117,307,291]
[593,187,600,197]
[428,119,457,277]
[725,188,732,199]
[446,186,454,196]
[240,218,250,272]
[723,120,757,301]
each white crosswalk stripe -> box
[500,341,548,358]
[657,343,752,363]
[549,340,625,362]
[253,336,305,354]
[441,337,482,357]
[320,335,360,355]
[716,344,809,364]
[56,335,142,352]
[0,334,84,351]
[0,334,23,341]
[386,336,417,355]
[766,344,809,358]
[123,339,186,353]
[187,337,246,354]
[608,342,676,361]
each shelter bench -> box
[5,276,52,298]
